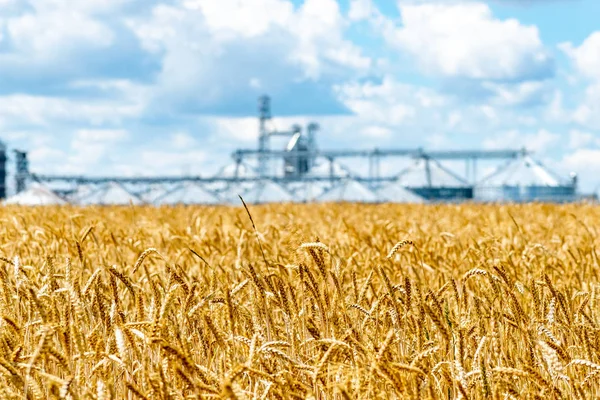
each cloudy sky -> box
[1,0,600,191]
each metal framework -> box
[230,96,529,186]
[233,148,527,184]
[31,174,397,184]
[31,146,527,187]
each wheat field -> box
[0,202,599,399]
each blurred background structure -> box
[0,96,579,206]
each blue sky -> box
[1,0,600,191]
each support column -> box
[257,96,271,178]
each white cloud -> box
[75,129,129,142]
[525,129,560,153]
[447,111,462,128]
[483,129,559,153]
[139,149,208,175]
[277,0,373,75]
[127,0,371,114]
[211,117,260,143]
[27,0,137,14]
[171,132,198,149]
[572,84,600,129]
[560,32,600,81]
[385,2,552,80]
[482,80,551,107]
[68,129,130,168]
[10,129,133,176]
[0,0,19,13]
[331,74,550,145]
[545,90,566,123]
[568,129,600,149]
[426,133,452,149]
[479,105,498,121]
[3,127,214,178]
[135,0,370,79]
[559,32,600,130]
[348,0,376,21]
[29,147,66,165]
[0,94,144,127]
[183,0,293,39]
[362,126,393,137]
[561,149,600,192]
[334,76,444,126]
[7,11,114,59]
[0,0,155,96]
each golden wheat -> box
[0,202,598,398]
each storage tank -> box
[474,156,576,203]
[14,150,29,194]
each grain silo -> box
[288,158,353,202]
[154,182,220,205]
[317,179,378,203]
[376,181,426,203]
[4,183,66,205]
[77,182,144,206]
[474,155,576,202]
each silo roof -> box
[4,183,66,205]
[478,156,564,187]
[317,179,377,203]
[154,182,219,205]
[377,181,426,203]
[78,182,143,205]
[237,180,293,204]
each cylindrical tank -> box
[474,185,576,203]
[411,187,473,201]
[474,185,521,202]
[14,150,29,194]
[522,185,575,203]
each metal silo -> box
[474,156,576,203]
[14,150,29,194]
